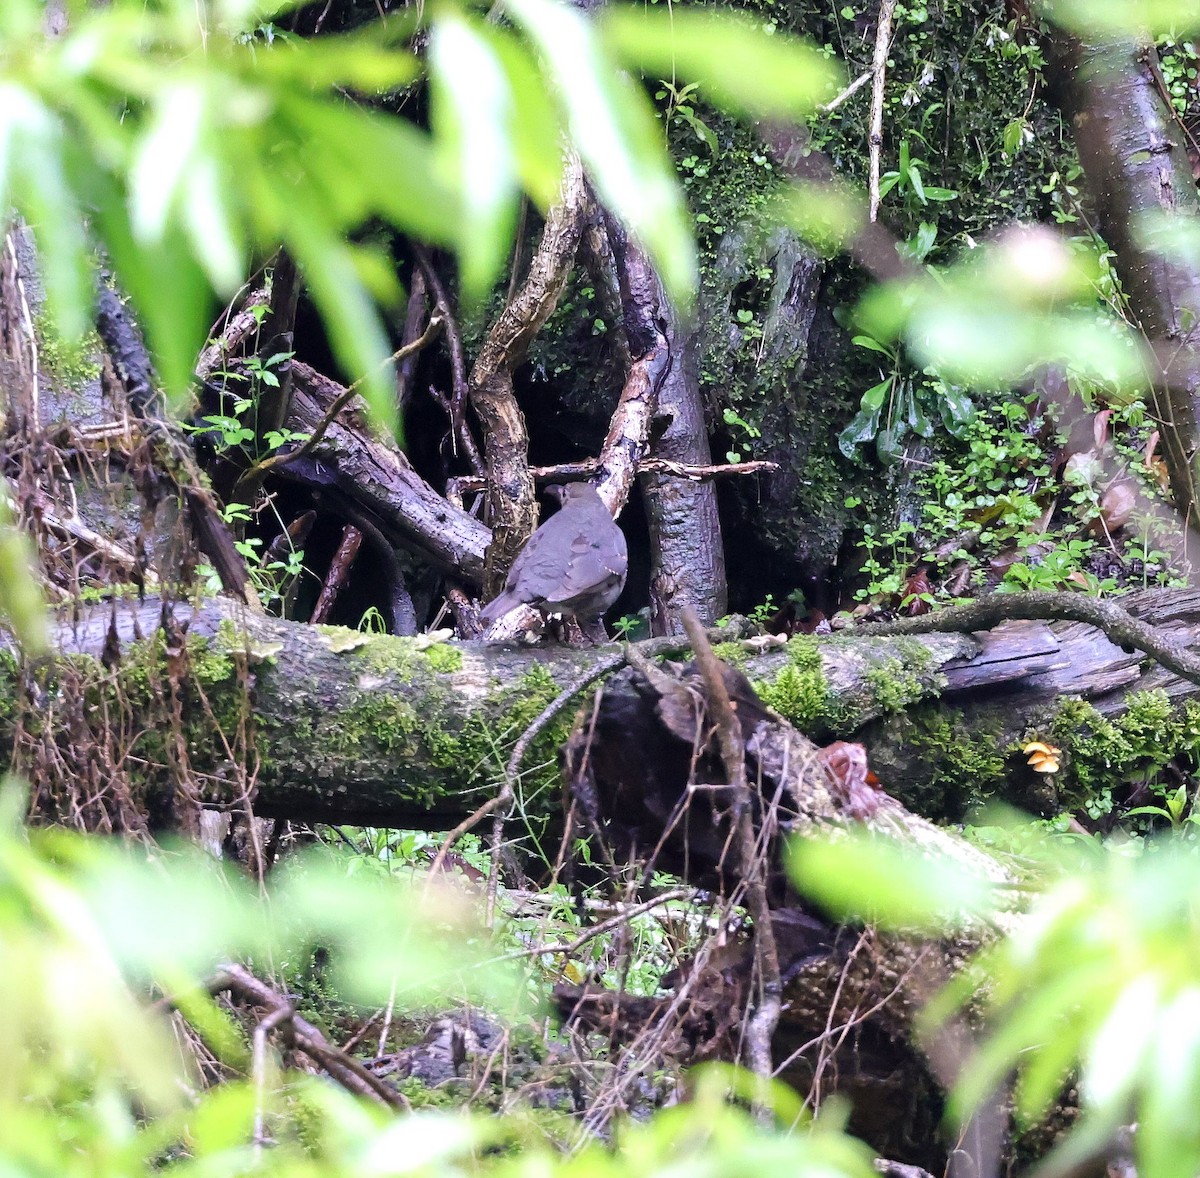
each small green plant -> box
[612,614,640,640]
[878,138,958,211]
[748,594,777,627]
[656,79,718,152]
[1127,783,1199,831]
[357,606,389,634]
[723,406,762,463]
[848,391,1183,608]
[839,341,974,463]
[852,521,918,602]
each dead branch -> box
[309,525,363,624]
[593,215,671,516]
[281,361,491,584]
[469,155,587,590]
[681,608,781,1085]
[208,963,409,1110]
[395,266,428,408]
[862,589,1200,685]
[868,0,899,223]
[451,458,777,494]
[415,247,474,463]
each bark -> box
[1036,26,1200,532]
[16,587,1200,832]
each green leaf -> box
[908,163,927,203]
[851,334,894,357]
[0,491,48,653]
[507,0,695,303]
[938,384,975,434]
[489,27,566,211]
[1142,989,1200,1178]
[787,834,997,931]
[430,13,519,303]
[254,27,418,91]
[603,7,840,119]
[17,114,92,344]
[1040,0,1200,35]
[947,970,1091,1124]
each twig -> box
[679,608,781,1099]
[205,963,408,1110]
[820,69,872,115]
[452,456,778,495]
[492,887,693,965]
[868,0,899,223]
[253,1003,292,1150]
[395,268,428,408]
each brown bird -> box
[479,483,627,640]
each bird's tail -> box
[479,591,520,628]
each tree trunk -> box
[1038,25,1200,533]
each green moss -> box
[872,705,1010,820]
[422,642,463,674]
[1048,691,1200,812]
[864,654,929,715]
[712,641,748,667]
[34,307,102,390]
[756,635,835,732]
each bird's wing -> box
[541,527,628,608]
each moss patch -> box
[861,703,1010,821]
[422,643,463,674]
[1048,691,1200,815]
[755,634,838,733]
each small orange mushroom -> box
[1023,740,1062,774]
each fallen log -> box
[10,587,1200,831]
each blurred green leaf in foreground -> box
[791,825,1200,1178]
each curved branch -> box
[862,590,1200,684]
[469,155,588,591]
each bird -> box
[479,482,628,640]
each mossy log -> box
[16,588,1200,829]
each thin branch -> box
[452,457,778,495]
[862,590,1200,684]
[868,0,899,223]
[680,608,782,1097]
[493,887,693,965]
[820,69,872,114]
[202,964,409,1110]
